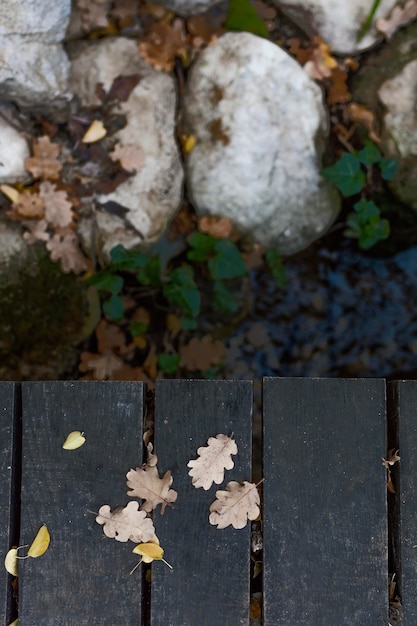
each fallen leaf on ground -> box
[110,143,146,173]
[344,103,380,143]
[62,430,86,450]
[376,1,417,39]
[82,120,107,143]
[139,18,188,72]
[188,434,238,490]
[179,335,226,371]
[25,136,63,180]
[78,351,123,379]
[96,501,155,542]
[22,219,50,244]
[126,464,178,514]
[39,181,73,227]
[4,548,18,576]
[198,216,234,238]
[327,66,351,105]
[27,524,50,558]
[0,184,20,204]
[46,232,88,274]
[77,0,111,31]
[304,36,337,80]
[98,74,140,103]
[11,191,45,219]
[209,481,260,529]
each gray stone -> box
[153,0,223,16]
[0,115,30,184]
[70,38,184,257]
[184,32,340,255]
[272,0,397,54]
[0,0,72,107]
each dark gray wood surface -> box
[18,381,144,626]
[0,383,17,626]
[389,380,417,625]
[263,377,387,625]
[151,379,253,626]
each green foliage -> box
[322,141,398,249]
[356,0,381,42]
[208,240,247,280]
[129,321,148,337]
[344,199,390,249]
[224,0,269,38]
[265,249,286,287]
[162,265,201,318]
[213,280,240,313]
[157,353,181,374]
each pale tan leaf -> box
[39,181,73,227]
[25,136,62,180]
[22,219,50,244]
[126,465,177,514]
[14,191,45,219]
[80,352,123,380]
[376,1,417,39]
[96,501,155,542]
[46,232,88,274]
[62,430,86,450]
[110,144,146,173]
[82,120,107,144]
[0,184,20,204]
[4,548,18,576]
[209,481,260,530]
[187,434,237,490]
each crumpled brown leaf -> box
[25,136,63,180]
[198,216,234,239]
[22,219,50,244]
[209,481,260,530]
[78,351,123,379]
[126,464,178,514]
[10,191,45,219]
[46,232,88,274]
[376,1,417,39]
[139,18,188,72]
[96,501,155,542]
[187,434,237,490]
[179,335,226,371]
[39,181,73,227]
[110,143,146,173]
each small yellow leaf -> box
[0,184,20,204]
[82,120,107,144]
[133,542,164,562]
[27,525,50,558]
[4,547,18,576]
[62,430,86,450]
[8,620,18,626]
[183,135,196,153]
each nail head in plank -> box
[19,381,144,626]
[151,379,253,626]
[0,383,17,626]
[263,377,387,625]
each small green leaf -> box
[86,272,124,295]
[345,199,390,249]
[265,249,286,287]
[322,152,365,197]
[163,265,201,318]
[208,239,247,280]
[357,141,381,166]
[379,157,398,181]
[110,245,150,270]
[224,0,269,38]
[136,256,161,287]
[157,353,181,374]
[129,321,148,337]
[202,366,217,379]
[213,280,240,313]
[187,232,217,262]
[180,317,197,330]
[103,294,124,320]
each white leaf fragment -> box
[187,434,238,490]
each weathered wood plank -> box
[18,381,144,626]
[389,380,417,624]
[0,383,17,626]
[151,379,253,626]
[263,377,387,625]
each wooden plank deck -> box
[0,377,412,625]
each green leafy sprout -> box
[322,140,397,249]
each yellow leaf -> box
[27,525,50,558]
[4,547,18,576]
[8,620,18,626]
[182,135,196,153]
[82,120,107,143]
[131,539,172,572]
[62,430,86,450]
[0,184,20,204]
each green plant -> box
[224,0,269,39]
[322,141,397,249]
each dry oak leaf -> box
[46,232,88,274]
[209,481,260,530]
[376,1,417,39]
[179,335,226,371]
[198,216,235,239]
[139,18,188,72]
[304,36,337,80]
[78,351,123,379]
[25,136,63,180]
[22,219,50,244]
[126,464,178,514]
[96,501,155,542]
[12,190,45,219]
[110,143,146,173]
[187,434,238,490]
[39,181,73,227]
[344,103,380,143]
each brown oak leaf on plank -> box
[126,464,177,514]
[25,136,63,180]
[96,501,155,542]
[188,434,238,490]
[209,480,260,530]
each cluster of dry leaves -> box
[96,431,260,569]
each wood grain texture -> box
[389,380,417,625]
[18,381,144,626]
[151,379,253,626]
[0,383,16,626]
[263,377,387,625]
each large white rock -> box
[0,0,71,107]
[0,115,30,184]
[184,32,340,255]
[70,38,184,256]
[273,0,397,54]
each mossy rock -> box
[0,224,86,380]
